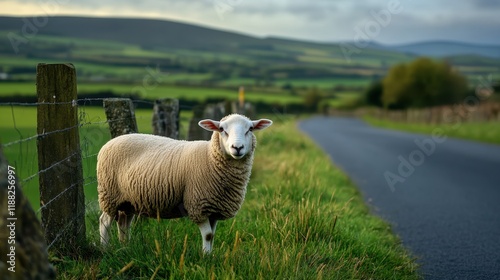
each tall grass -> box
[55,117,419,279]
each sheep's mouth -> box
[230,152,245,160]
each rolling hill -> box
[369,41,500,58]
[0,16,264,51]
[0,16,498,89]
[2,16,499,58]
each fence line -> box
[356,102,500,124]
[21,151,80,184]
[1,101,171,169]
[0,64,251,255]
[0,100,129,253]
[1,96,239,173]
[1,98,192,148]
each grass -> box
[363,115,500,145]
[0,103,419,278]
[52,117,419,279]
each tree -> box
[365,80,384,107]
[303,87,323,112]
[382,58,468,109]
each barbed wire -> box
[2,96,212,225]
[1,96,193,201]
[0,88,249,253]
[21,150,81,184]
[37,180,80,214]
[0,97,197,110]
[1,108,174,148]
[45,200,95,251]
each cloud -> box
[0,0,499,44]
[475,0,500,8]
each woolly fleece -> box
[97,130,256,225]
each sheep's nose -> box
[231,145,244,154]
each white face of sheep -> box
[199,115,272,159]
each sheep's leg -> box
[198,219,215,254]
[117,211,134,243]
[99,212,113,246]
[209,217,218,249]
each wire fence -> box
[0,92,252,252]
[0,96,194,251]
[0,63,258,254]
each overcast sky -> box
[1,0,500,45]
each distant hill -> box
[0,16,272,51]
[1,16,499,59]
[368,41,500,58]
[0,15,498,88]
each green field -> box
[0,105,419,278]
[0,80,365,111]
[364,115,500,145]
[2,24,498,114]
[54,119,419,279]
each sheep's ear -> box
[198,119,220,132]
[251,119,273,131]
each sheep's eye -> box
[219,127,224,133]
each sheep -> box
[97,113,272,253]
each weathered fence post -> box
[231,101,255,119]
[152,98,179,139]
[36,63,86,253]
[204,103,225,123]
[187,105,207,141]
[0,146,56,279]
[103,98,138,137]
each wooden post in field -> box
[152,98,179,139]
[187,105,207,141]
[36,63,86,254]
[103,98,138,138]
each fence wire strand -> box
[1,97,191,206]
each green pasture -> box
[328,92,363,108]
[275,78,371,89]
[53,118,419,279]
[364,115,500,145]
[0,81,309,105]
[0,104,420,278]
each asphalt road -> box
[299,117,500,280]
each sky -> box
[1,0,500,45]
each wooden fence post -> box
[204,103,225,123]
[152,98,179,139]
[36,63,85,253]
[103,98,138,137]
[187,105,207,141]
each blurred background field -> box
[1,17,499,114]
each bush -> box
[382,58,468,109]
[364,80,384,107]
[303,87,323,112]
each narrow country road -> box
[299,117,500,280]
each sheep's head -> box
[199,114,272,159]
